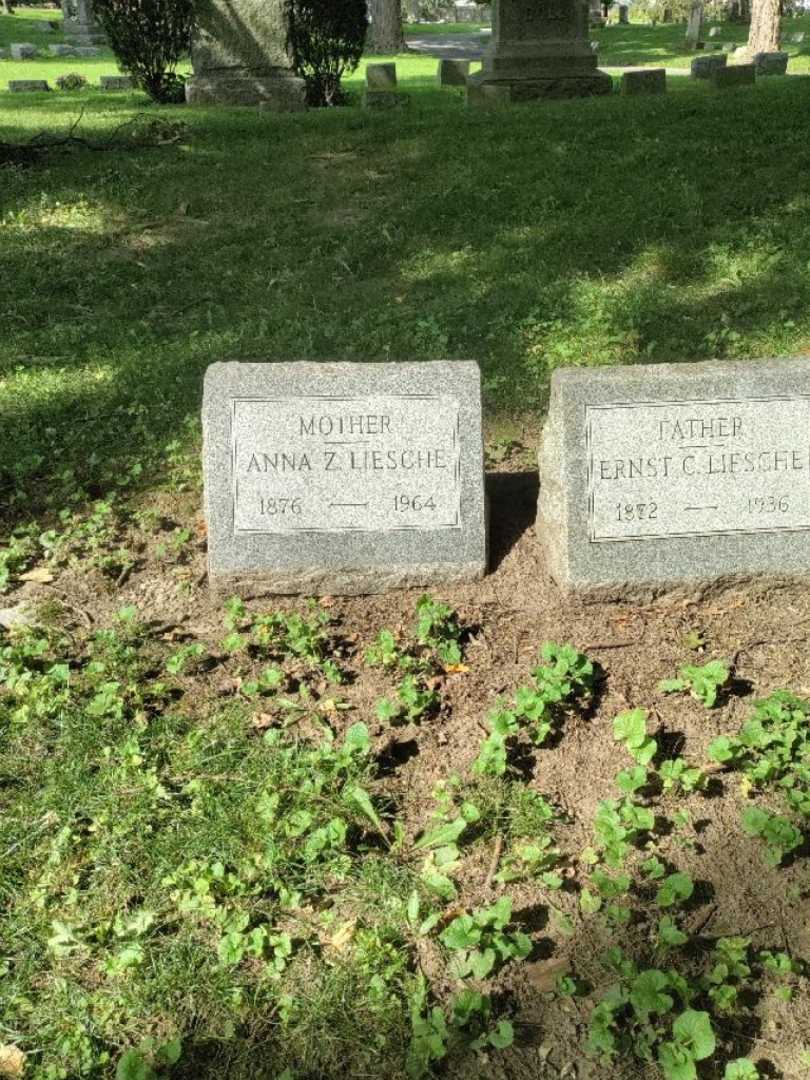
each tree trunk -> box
[366,0,404,54]
[745,0,780,51]
[1,0,15,14]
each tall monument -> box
[60,0,107,46]
[186,0,306,109]
[468,0,612,102]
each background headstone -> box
[10,43,38,60]
[685,2,703,49]
[618,4,629,23]
[100,74,134,90]
[621,68,666,94]
[753,51,788,74]
[366,62,398,89]
[712,62,755,87]
[8,79,50,91]
[203,361,487,596]
[467,0,612,104]
[186,0,306,109]
[538,358,810,596]
[60,0,107,46]
[691,52,726,77]
[438,59,471,86]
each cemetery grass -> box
[2,64,810,1080]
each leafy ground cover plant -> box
[709,690,809,863]
[439,897,532,980]
[474,642,594,775]
[659,660,730,708]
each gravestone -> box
[708,25,722,37]
[691,52,726,77]
[621,68,666,94]
[466,81,512,107]
[438,59,471,85]
[685,1,703,49]
[538,358,810,595]
[100,74,134,90]
[202,361,487,597]
[365,63,408,108]
[618,4,629,23]
[60,0,106,46]
[186,0,306,109]
[754,51,788,74]
[74,45,101,57]
[712,62,755,87]
[10,43,38,59]
[791,31,805,44]
[49,44,78,56]
[366,62,398,89]
[8,80,51,92]
[467,0,612,103]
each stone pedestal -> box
[60,0,107,46]
[467,0,612,104]
[186,0,306,109]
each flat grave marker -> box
[538,358,810,594]
[203,361,487,596]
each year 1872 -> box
[616,502,658,522]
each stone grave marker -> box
[618,4,629,23]
[365,63,408,108]
[366,63,398,90]
[791,31,805,44]
[8,80,50,92]
[708,26,722,37]
[438,59,471,86]
[467,0,612,103]
[754,51,789,75]
[10,43,38,59]
[538,358,810,595]
[187,0,306,108]
[621,68,666,94]
[691,53,726,77]
[685,1,703,49]
[49,44,77,56]
[100,75,134,90]
[713,62,755,88]
[202,361,487,596]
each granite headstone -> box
[539,358,810,595]
[466,0,612,103]
[621,68,666,94]
[712,62,755,87]
[186,0,306,109]
[203,361,487,596]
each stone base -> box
[363,90,410,109]
[209,561,486,600]
[467,69,613,104]
[186,73,306,109]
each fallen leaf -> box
[19,567,54,584]
[329,920,356,952]
[525,957,572,993]
[0,1044,25,1078]
[251,713,275,731]
[443,663,470,674]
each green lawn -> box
[3,21,810,1080]
[3,70,810,519]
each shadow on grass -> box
[2,77,810,526]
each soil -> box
[8,448,810,1080]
